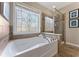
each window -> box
[13,5,40,35]
[45,17,54,32]
[3,2,9,20]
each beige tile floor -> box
[57,44,79,57]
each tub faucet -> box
[41,33,51,46]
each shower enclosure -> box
[53,8,64,42]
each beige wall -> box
[0,15,9,54]
[60,2,79,46]
[0,3,9,54]
[22,2,53,17]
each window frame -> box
[13,3,41,35]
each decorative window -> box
[13,5,40,35]
[3,2,9,20]
[45,16,54,32]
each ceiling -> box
[37,2,73,10]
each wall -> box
[60,2,79,47]
[0,3,9,54]
[23,2,53,17]
[11,2,53,39]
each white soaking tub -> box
[1,35,58,57]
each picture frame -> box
[69,9,79,19]
[69,19,79,28]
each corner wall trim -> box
[66,42,79,48]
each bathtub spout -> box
[41,33,52,46]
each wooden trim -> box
[0,2,1,14]
[62,13,66,44]
[13,33,40,39]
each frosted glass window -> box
[45,17,54,32]
[14,6,40,34]
[3,2,9,20]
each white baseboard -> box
[66,42,79,48]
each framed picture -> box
[69,9,79,19]
[69,19,79,28]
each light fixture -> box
[52,5,56,12]
[52,5,56,9]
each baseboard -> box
[66,42,79,48]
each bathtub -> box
[1,35,58,57]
